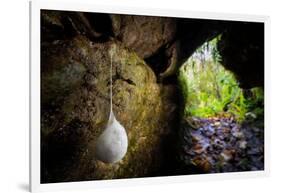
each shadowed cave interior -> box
[40,10,264,183]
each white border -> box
[30,0,270,192]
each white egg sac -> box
[95,113,128,163]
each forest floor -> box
[181,116,264,173]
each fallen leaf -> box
[193,144,205,154]
[220,150,234,161]
[191,156,211,172]
[239,141,247,149]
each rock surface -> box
[41,10,265,88]
[218,22,264,88]
[111,15,177,59]
[41,35,178,183]
[180,116,264,173]
[40,10,264,183]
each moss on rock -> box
[41,35,178,183]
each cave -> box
[40,10,264,183]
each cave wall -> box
[218,22,264,88]
[40,10,264,182]
[41,12,179,182]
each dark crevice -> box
[83,12,114,42]
[113,67,137,86]
[144,43,171,77]
[112,74,136,86]
[41,10,77,42]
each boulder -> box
[41,35,178,183]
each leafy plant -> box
[178,36,264,122]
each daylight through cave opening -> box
[177,35,264,173]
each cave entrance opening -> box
[177,35,264,173]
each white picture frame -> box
[30,0,270,192]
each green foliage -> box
[178,37,264,122]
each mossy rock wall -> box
[41,35,178,183]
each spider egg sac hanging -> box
[95,45,128,163]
